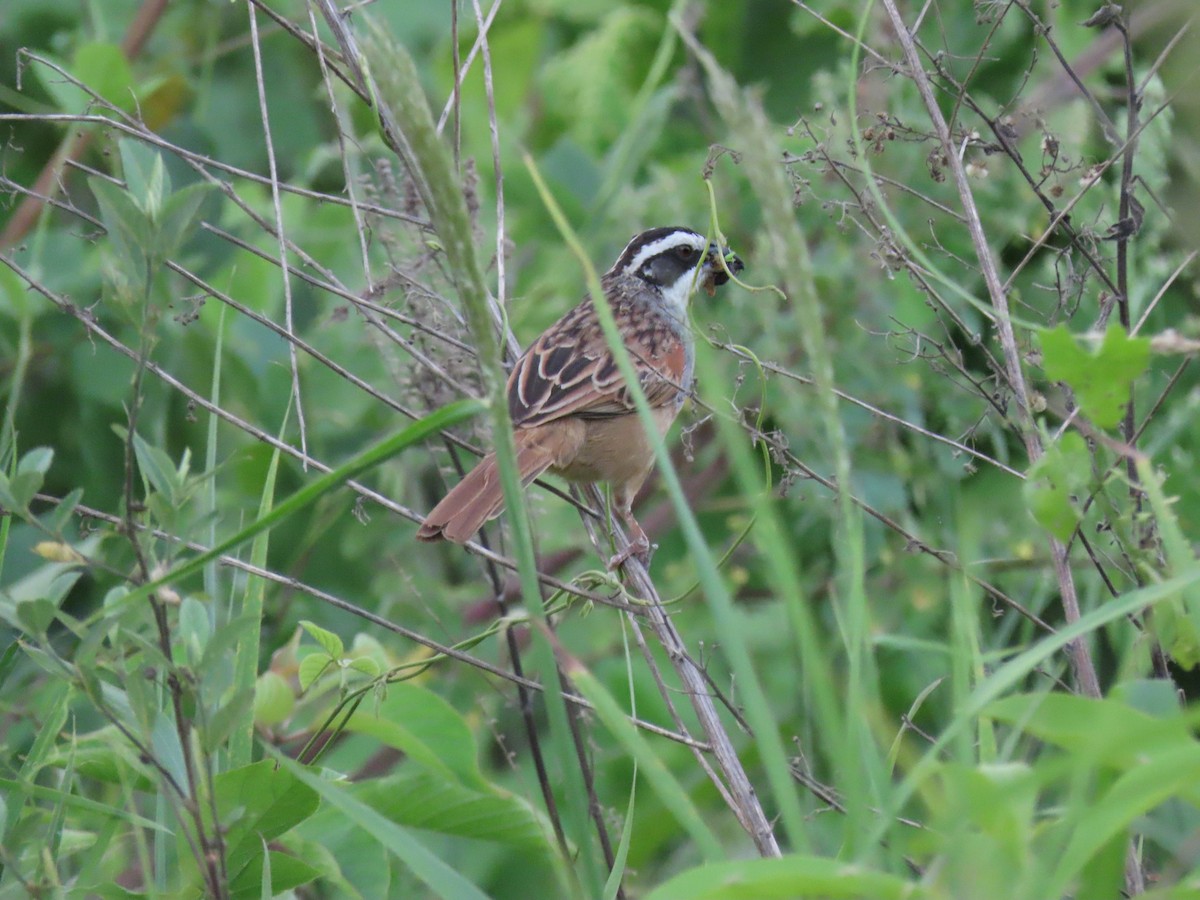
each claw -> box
[607,536,653,571]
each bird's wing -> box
[508,292,688,428]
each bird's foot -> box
[607,536,653,571]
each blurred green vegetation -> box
[2,0,1200,896]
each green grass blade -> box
[90,398,483,623]
[267,750,492,900]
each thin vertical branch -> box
[247,2,308,463]
[1114,10,1146,524]
[471,0,509,315]
[878,0,1102,699]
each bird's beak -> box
[704,243,744,295]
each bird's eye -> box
[678,246,696,260]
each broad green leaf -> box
[213,760,321,883]
[41,43,133,115]
[0,775,164,832]
[118,140,169,219]
[158,181,214,258]
[254,671,295,727]
[0,549,91,631]
[356,770,558,853]
[203,687,255,753]
[1051,745,1200,894]
[131,432,185,505]
[644,856,921,900]
[1023,431,1090,540]
[0,471,23,515]
[345,684,487,790]
[16,598,57,636]
[1138,458,1200,667]
[1040,324,1150,429]
[0,262,32,318]
[17,446,54,477]
[300,620,344,659]
[267,751,492,900]
[347,657,381,677]
[43,726,155,789]
[178,595,211,662]
[295,808,389,899]
[6,445,55,509]
[89,177,152,297]
[41,487,84,535]
[199,615,263,686]
[150,712,187,793]
[73,43,134,109]
[297,652,333,692]
[935,762,1037,857]
[228,850,321,899]
[6,469,45,511]
[987,692,1198,778]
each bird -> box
[416,225,743,568]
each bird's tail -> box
[416,440,558,544]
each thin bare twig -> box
[879,0,1102,698]
[247,2,308,463]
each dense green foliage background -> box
[2,0,1200,896]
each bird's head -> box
[611,226,744,314]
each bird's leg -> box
[606,481,653,570]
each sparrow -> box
[416,226,743,567]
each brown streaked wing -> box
[507,297,687,427]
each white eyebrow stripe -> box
[621,232,707,274]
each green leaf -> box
[1051,745,1200,894]
[297,653,332,693]
[266,751,492,900]
[6,470,44,511]
[118,141,169,219]
[987,692,1198,780]
[43,726,155,789]
[0,642,19,694]
[92,398,483,648]
[89,177,152,297]
[347,657,381,678]
[356,770,557,853]
[0,774,164,833]
[131,432,184,506]
[1137,458,1200,667]
[203,688,256,753]
[17,446,54,477]
[73,43,135,110]
[345,684,488,790]
[178,595,211,662]
[254,671,295,727]
[0,472,23,515]
[16,598,58,636]
[157,181,214,258]
[1023,431,1090,540]
[228,849,321,899]
[213,760,320,883]
[199,615,262,686]
[300,620,344,659]
[41,487,84,535]
[3,445,56,510]
[0,554,88,631]
[41,43,133,115]
[644,856,920,900]
[1040,324,1150,429]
